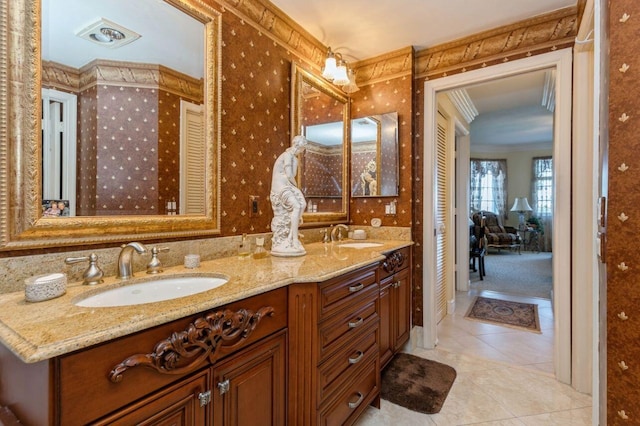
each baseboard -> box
[447,298,456,314]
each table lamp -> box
[510,197,533,230]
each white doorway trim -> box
[422,49,573,384]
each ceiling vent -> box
[76,18,140,49]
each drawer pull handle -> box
[348,317,364,328]
[349,350,364,364]
[348,392,364,409]
[349,283,364,293]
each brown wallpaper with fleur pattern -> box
[300,146,342,197]
[607,1,640,421]
[76,85,198,215]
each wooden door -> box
[212,331,286,426]
[392,268,411,352]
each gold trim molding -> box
[414,6,578,80]
[42,60,204,103]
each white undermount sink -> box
[75,275,229,308]
[338,242,384,249]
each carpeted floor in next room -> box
[470,250,553,300]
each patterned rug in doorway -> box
[465,296,541,333]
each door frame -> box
[422,49,574,384]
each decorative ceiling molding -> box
[414,6,578,80]
[447,89,478,123]
[216,0,580,87]
[351,47,414,87]
[43,60,204,102]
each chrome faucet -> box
[331,224,349,242]
[116,242,148,280]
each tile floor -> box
[355,290,593,425]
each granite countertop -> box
[0,240,411,363]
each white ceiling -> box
[42,0,204,78]
[461,69,555,150]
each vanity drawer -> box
[318,355,379,426]
[317,321,378,403]
[56,287,287,425]
[319,265,377,320]
[318,288,378,360]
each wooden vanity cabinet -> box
[0,287,287,426]
[379,246,412,368]
[288,264,380,426]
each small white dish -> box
[25,273,67,303]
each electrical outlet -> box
[249,196,260,217]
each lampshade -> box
[322,49,337,81]
[342,68,360,94]
[510,197,533,212]
[332,59,349,85]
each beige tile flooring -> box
[356,290,593,425]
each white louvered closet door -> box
[435,111,451,324]
[180,100,205,215]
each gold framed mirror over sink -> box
[1,0,221,250]
[290,63,349,226]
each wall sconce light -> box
[322,47,359,93]
[510,197,533,230]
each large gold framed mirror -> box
[290,63,349,226]
[1,0,221,250]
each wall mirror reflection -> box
[291,63,349,225]
[351,112,399,197]
[1,0,221,250]
[41,0,206,217]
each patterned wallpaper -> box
[218,10,294,235]
[76,84,198,215]
[349,78,413,228]
[300,146,342,197]
[606,1,640,422]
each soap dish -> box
[25,273,67,303]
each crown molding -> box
[42,60,204,102]
[414,6,578,80]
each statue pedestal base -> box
[271,247,306,257]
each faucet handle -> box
[65,253,104,285]
[147,246,170,274]
[321,228,330,243]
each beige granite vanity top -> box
[0,240,411,363]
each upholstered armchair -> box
[471,211,521,253]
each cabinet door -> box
[93,368,210,426]
[393,268,411,352]
[378,278,393,368]
[212,331,286,426]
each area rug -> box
[381,353,457,414]
[465,296,541,333]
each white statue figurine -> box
[270,135,308,257]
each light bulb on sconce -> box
[322,47,359,93]
[322,48,337,80]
